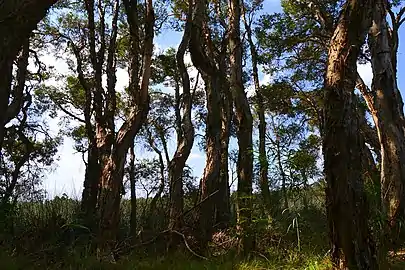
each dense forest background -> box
[1,0,405,269]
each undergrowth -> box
[0,248,332,270]
[4,190,403,269]
[0,195,332,269]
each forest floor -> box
[2,246,405,269]
[0,249,330,270]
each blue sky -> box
[41,0,404,198]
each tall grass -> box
[0,188,334,269]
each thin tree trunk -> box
[241,4,271,211]
[168,3,194,235]
[229,0,254,254]
[129,142,137,240]
[197,73,222,248]
[357,101,380,186]
[216,88,231,229]
[2,131,33,206]
[275,133,289,210]
[216,44,231,229]
[301,170,309,210]
[323,0,378,268]
[146,128,165,225]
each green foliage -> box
[258,80,295,114]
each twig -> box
[182,190,219,217]
[129,229,170,249]
[125,229,208,261]
[253,251,271,263]
[171,230,208,260]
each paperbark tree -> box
[367,0,405,245]
[323,0,379,268]
[168,2,195,233]
[97,0,155,255]
[189,0,222,249]
[242,0,271,212]
[229,0,254,253]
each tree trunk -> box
[216,87,231,229]
[229,0,254,254]
[2,131,33,206]
[323,0,378,268]
[197,73,222,249]
[0,0,57,151]
[146,129,166,227]
[129,142,137,240]
[368,0,405,246]
[357,101,380,186]
[275,134,289,210]
[215,44,231,229]
[241,5,271,211]
[168,4,194,235]
[97,0,154,256]
[81,139,100,229]
[97,149,127,260]
[189,0,222,250]
[301,170,309,210]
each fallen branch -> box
[122,228,208,261]
[171,229,208,260]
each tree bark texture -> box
[97,0,154,255]
[216,82,231,229]
[216,41,231,229]
[189,0,222,249]
[368,0,405,244]
[229,0,254,254]
[323,0,379,268]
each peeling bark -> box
[323,0,378,268]
[97,0,154,254]
[368,0,405,246]
[189,0,222,249]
